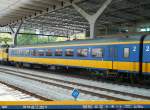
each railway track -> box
[0,81,44,101]
[0,81,51,101]
[0,66,150,100]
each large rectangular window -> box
[16,50,19,56]
[124,48,130,58]
[19,50,22,56]
[22,50,27,56]
[22,49,30,56]
[46,49,52,56]
[55,49,63,56]
[65,49,74,57]
[26,49,30,56]
[92,48,104,58]
[18,49,21,56]
[37,49,45,56]
[31,49,37,56]
[13,50,16,56]
[77,48,88,57]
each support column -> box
[72,0,112,39]
[89,20,96,39]
[8,21,23,46]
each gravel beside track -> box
[0,82,40,101]
[0,65,150,100]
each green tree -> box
[17,34,37,45]
[2,37,12,44]
[0,37,2,44]
[0,33,12,45]
[0,37,11,48]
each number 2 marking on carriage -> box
[133,46,136,52]
[146,46,150,52]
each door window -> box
[123,48,130,58]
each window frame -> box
[77,48,88,57]
[65,48,74,57]
[91,47,104,58]
[45,49,53,56]
[37,49,45,56]
[31,49,37,56]
[123,47,130,58]
[55,48,63,56]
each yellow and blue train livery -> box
[0,47,8,63]
[143,36,150,75]
[8,35,150,77]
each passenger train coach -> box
[2,35,150,78]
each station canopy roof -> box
[0,0,150,37]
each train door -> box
[142,41,150,74]
[109,46,118,70]
[130,45,138,72]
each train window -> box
[124,48,130,58]
[11,50,13,56]
[31,49,37,56]
[20,50,23,56]
[26,50,30,56]
[16,50,18,56]
[13,50,15,56]
[17,50,19,56]
[29,50,32,56]
[92,48,104,58]
[22,50,26,56]
[19,50,22,56]
[65,49,74,57]
[30,50,33,56]
[114,48,117,58]
[38,49,45,56]
[16,50,19,56]
[46,49,52,56]
[77,48,88,57]
[55,49,63,56]
[13,50,15,55]
[14,50,17,56]
[23,49,30,56]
